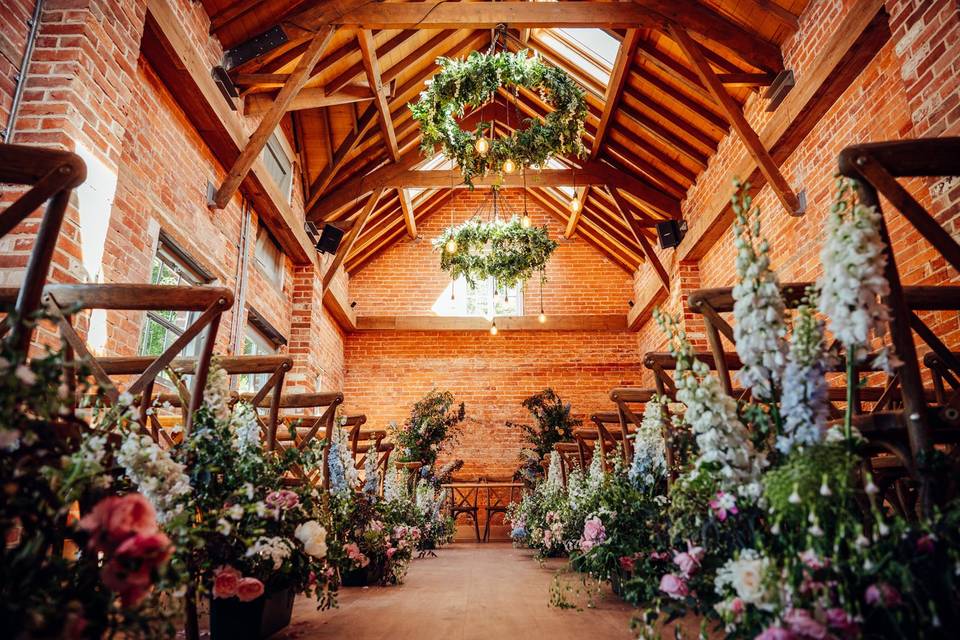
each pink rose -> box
[673,552,698,577]
[213,566,242,599]
[80,494,158,549]
[784,608,827,639]
[582,517,605,543]
[386,547,397,559]
[658,573,689,600]
[730,598,745,615]
[115,531,172,568]
[755,626,796,640]
[916,534,935,554]
[618,556,636,572]
[265,490,299,510]
[100,559,152,608]
[236,577,265,602]
[825,608,859,638]
[865,582,901,607]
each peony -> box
[265,489,300,511]
[715,549,772,608]
[673,542,704,578]
[619,555,636,572]
[100,560,152,608]
[864,582,901,607]
[659,573,689,600]
[236,577,265,602]
[115,531,172,567]
[80,493,158,548]
[784,608,827,639]
[213,566,242,599]
[755,626,796,640]
[295,520,328,559]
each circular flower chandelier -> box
[410,35,588,186]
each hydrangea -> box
[116,432,191,523]
[363,445,380,497]
[629,395,668,488]
[731,182,787,401]
[656,309,767,500]
[778,303,829,454]
[817,179,894,367]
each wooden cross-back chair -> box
[837,137,960,512]
[0,284,232,434]
[552,443,581,486]
[448,482,482,543]
[95,354,291,448]
[923,352,960,407]
[590,411,634,464]
[572,426,622,472]
[483,481,524,542]
[270,392,344,487]
[0,143,86,357]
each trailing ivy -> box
[433,217,558,289]
[410,49,588,186]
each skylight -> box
[545,157,575,199]
[534,28,619,85]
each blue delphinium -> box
[328,440,350,497]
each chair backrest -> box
[0,143,86,356]
[450,485,479,511]
[271,392,344,487]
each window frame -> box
[262,131,295,203]
[254,223,286,290]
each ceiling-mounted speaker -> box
[656,219,687,250]
[316,223,346,255]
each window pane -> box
[262,133,292,196]
[255,226,285,288]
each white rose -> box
[295,520,328,559]
[731,557,767,604]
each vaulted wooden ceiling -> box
[199,0,809,276]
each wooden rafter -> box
[305,106,378,208]
[213,26,336,209]
[592,29,640,159]
[398,188,417,239]
[322,188,384,289]
[243,83,378,116]
[357,29,399,161]
[609,187,670,290]
[668,23,802,215]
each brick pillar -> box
[289,264,347,395]
[673,260,708,351]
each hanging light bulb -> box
[502,158,516,174]
[445,237,457,253]
[490,319,498,336]
[475,136,489,156]
[521,213,531,228]
[569,196,581,214]
[538,311,547,324]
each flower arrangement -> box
[410,49,587,186]
[390,389,466,469]
[507,388,582,485]
[413,484,456,555]
[433,216,559,290]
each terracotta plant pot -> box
[209,587,295,639]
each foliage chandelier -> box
[410,25,588,186]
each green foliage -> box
[434,216,558,289]
[507,388,581,484]
[410,49,587,186]
[391,390,466,468]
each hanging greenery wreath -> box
[433,217,558,289]
[410,49,588,186]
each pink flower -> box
[213,566,242,599]
[100,560,152,608]
[386,547,397,559]
[709,491,738,522]
[730,598,745,615]
[582,517,605,542]
[658,573,689,600]
[755,626,796,640]
[649,551,671,561]
[115,531,172,567]
[619,556,636,572]
[265,490,299,510]
[825,608,860,638]
[865,582,901,607]
[80,494,158,549]
[784,608,827,639]
[916,534,935,554]
[236,577,265,602]
[799,549,827,571]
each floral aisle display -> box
[328,433,421,587]
[390,389,466,474]
[508,452,570,558]
[0,339,178,638]
[413,483,456,556]
[507,388,582,485]
[410,49,587,186]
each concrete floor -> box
[275,543,638,639]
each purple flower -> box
[865,582,901,607]
[755,626,796,640]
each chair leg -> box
[473,511,481,543]
[483,511,491,542]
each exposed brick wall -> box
[350,188,634,316]
[0,0,34,135]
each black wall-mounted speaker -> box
[316,224,346,255]
[656,220,686,250]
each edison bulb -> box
[445,238,457,253]
[538,312,547,324]
[475,136,489,156]
[490,322,498,336]
[569,197,582,214]
[502,158,516,174]
[521,214,531,229]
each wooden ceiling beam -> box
[609,187,670,291]
[242,83,378,115]
[591,28,640,160]
[399,188,417,239]
[603,142,687,197]
[308,149,423,221]
[322,187,383,289]
[669,23,802,215]
[209,0,264,35]
[324,30,414,94]
[617,99,710,168]
[305,105,378,208]
[629,66,727,133]
[357,29,399,161]
[213,26,336,209]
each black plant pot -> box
[610,568,632,598]
[209,587,295,639]
[340,561,385,587]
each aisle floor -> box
[275,543,637,639]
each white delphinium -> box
[817,179,896,369]
[731,183,787,402]
[383,449,404,502]
[332,426,360,489]
[363,445,380,497]
[545,450,563,490]
[778,302,830,454]
[628,395,668,488]
[566,466,587,510]
[586,441,604,493]
[246,536,292,570]
[116,432,191,523]
[656,309,767,500]
[230,401,261,455]
[203,364,232,422]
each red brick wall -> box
[0,0,34,134]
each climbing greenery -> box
[433,217,558,289]
[410,49,588,186]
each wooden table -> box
[441,482,525,542]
